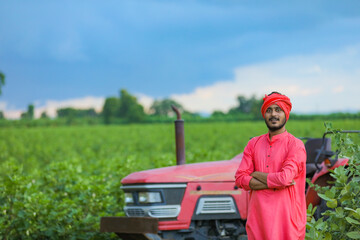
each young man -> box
[235,92,307,240]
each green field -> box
[0,120,359,239]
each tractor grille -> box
[126,208,146,217]
[124,205,181,218]
[149,206,180,218]
[196,197,236,215]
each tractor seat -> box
[306,163,317,177]
[304,137,332,177]
[304,138,332,164]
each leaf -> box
[324,122,333,131]
[356,208,360,215]
[318,193,333,202]
[346,217,360,225]
[347,231,360,239]
[330,223,339,231]
[352,177,360,182]
[324,232,332,240]
[325,190,335,199]
[326,199,337,208]
[335,207,344,218]
[345,207,357,213]
[315,220,326,231]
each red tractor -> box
[101,107,359,240]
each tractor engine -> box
[119,153,248,240]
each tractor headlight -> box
[124,193,134,204]
[138,192,162,203]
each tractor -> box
[100,106,359,240]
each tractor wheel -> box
[314,199,329,220]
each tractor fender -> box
[306,172,333,207]
[306,158,348,207]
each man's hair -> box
[268,91,283,96]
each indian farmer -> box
[235,92,307,240]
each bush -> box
[0,159,123,239]
[306,124,360,239]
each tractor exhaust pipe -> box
[171,105,185,165]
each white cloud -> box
[3,46,360,119]
[0,101,6,111]
[0,102,23,119]
[3,94,153,120]
[136,93,154,113]
[332,85,344,93]
[4,110,23,119]
[171,46,360,114]
[1,96,105,119]
[171,80,239,113]
[35,96,105,118]
[305,65,323,74]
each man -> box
[235,92,307,240]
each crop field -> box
[0,119,359,239]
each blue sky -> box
[1,0,360,118]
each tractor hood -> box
[121,153,243,184]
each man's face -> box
[264,104,287,132]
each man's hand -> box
[249,177,268,190]
[249,171,295,190]
[250,171,269,185]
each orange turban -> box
[261,93,292,120]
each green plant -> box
[306,123,360,239]
[0,121,358,239]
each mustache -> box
[269,117,279,121]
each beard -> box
[265,117,287,132]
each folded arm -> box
[235,140,256,191]
[235,139,273,191]
[236,138,306,191]
[266,143,306,189]
[251,171,295,189]
[249,175,268,190]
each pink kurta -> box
[235,131,306,240]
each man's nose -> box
[270,110,277,116]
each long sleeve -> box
[242,132,307,240]
[235,139,255,191]
[267,140,306,189]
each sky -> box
[1,0,360,119]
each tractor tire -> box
[314,199,330,220]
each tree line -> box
[0,70,358,126]
[6,89,271,124]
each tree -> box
[150,99,184,116]
[229,95,263,119]
[27,104,34,119]
[57,108,97,118]
[237,96,252,113]
[249,96,263,119]
[20,112,28,119]
[41,111,48,119]
[57,108,76,118]
[127,103,145,122]
[0,72,4,118]
[0,71,5,95]
[118,89,145,122]
[21,104,35,120]
[211,110,226,118]
[102,97,119,124]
